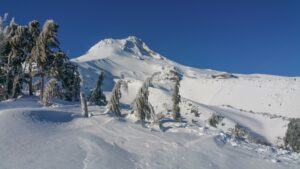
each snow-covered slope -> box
[74,36,300,118]
[1,36,299,169]
[1,97,299,169]
[72,36,300,145]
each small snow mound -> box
[27,110,75,123]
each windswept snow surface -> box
[1,36,299,169]
[0,97,299,169]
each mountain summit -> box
[76,36,163,61]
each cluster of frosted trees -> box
[0,14,80,104]
[80,71,182,123]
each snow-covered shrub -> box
[209,114,224,127]
[229,123,247,139]
[229,124,270,146]
[191,107,199,117]
[284,118,300,152]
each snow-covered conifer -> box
[131,77,154,122]
[53,61,81,101]
[172,76,181,122]
[26,20,40,96]
[89,72,107,106]
[107,80,127,117]
[0,15,9,98]
[42,79,61,106]
[5,25,28,99]
[72,70,81,101]
[285,118,300,152]
[32,20,59,101]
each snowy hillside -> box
[74,36,300,118]
[1,36,299,169]
[1,97,299,169]
[73,36,300,145]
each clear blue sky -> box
[1,0,299,76]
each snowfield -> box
[1,97,299,169]
[0,36,299,169]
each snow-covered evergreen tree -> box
[80,92,89,117]
[131,77,155,122]
[49,51,68,78]
[72,70,81,101]
[172,76,181,122]
[2,19,17,99]
[107,80,127,117]
[26,20,40,96]
[89,72,107,106]
[53,60,81,101]
[32,20,59,101]
[285,118,300,152]
[0,15,9,100]
[5,24,28,99]
[42,79,61,106]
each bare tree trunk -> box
[28,64,33,96]
[80,92,89,117]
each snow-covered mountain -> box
[1,36,299,169]
[75,36,300,118]
[72,36,300,144]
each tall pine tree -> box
[26,20,40,96]
[0,15,9,99]
[32,20,59,100]
[5,24,28,99]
